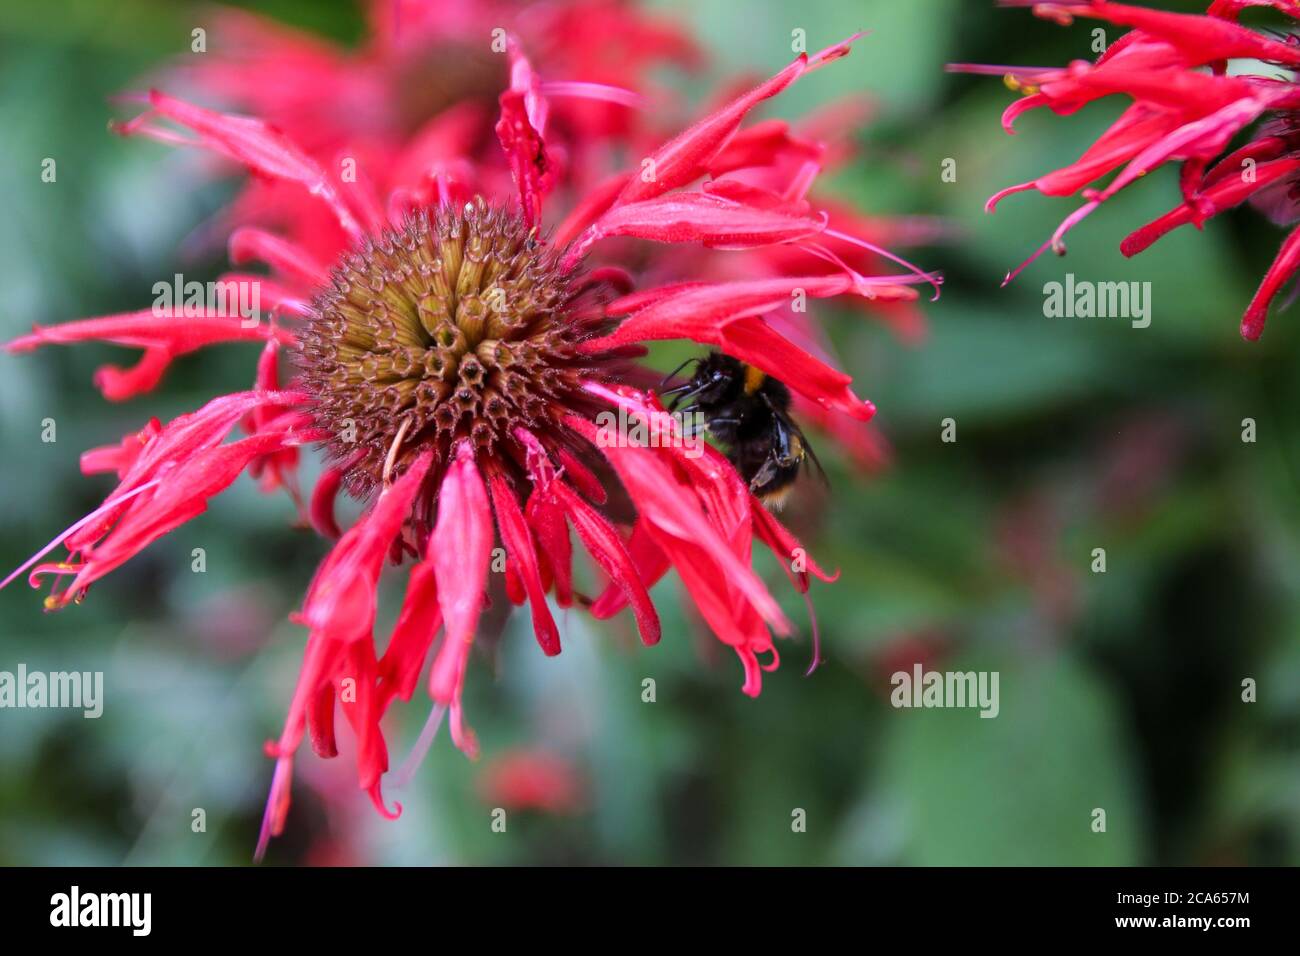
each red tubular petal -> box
[92,348,172,401]
[449,700,480,761]
[1208,0,1300,22]
[591,279,875,420]
[1201,136,1288,189]
[307,683,338,758]
[219,271,313,319]
[1072,68,1252,114]
[300,450,433,640]
[368,782,403,821]
[568,400,791,636]
[535,545,554,594]
[255,754,294,862]
[489,473,561,656]
[253,338,281,394]
[336,641,389,791]
[496,89,553,229]
[603,273,841,323]
[555,447,607,504]
[750,504,839,589]
[379,561,442,711]
[257,629,348,859]
[605,280,709,315]
[707,117,821,178]
[582,406,793,694]
[525,489,573,606]
[1121,156,1300,256]
[116,91,362,238]
[92,421,154,474]
[551,481,660,646]
[309,466,345,539]
[590,518,671,619]
[48,429,304,604]
[703,178,811,211]
[56,391,304,557]
[494,37,553,229]
[1014,104,1171,198]
[1242,224,1300,340]
[1001,91,1049,134]
[229,227,328,286]
[551,171,633,249]
[580,192,826,250]
[3,313,290,352]
[1062,2,1300,66]
[503,561,525,605]
[1096,96,1282,209]
[737,645,763,697]
[5,309,291,400]
[791,392,892,473]
[80,445,127,477]
[612,33,861,208]
[429,442,493,707]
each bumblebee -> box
[661,351,824,508]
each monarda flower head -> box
[953,0,1300,339]
[4,29,936,858]
[167,0,701,268]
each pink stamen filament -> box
[390,702,448,788]
[819,228,944,300]
[539,81,645,109]
[0,479,162,592]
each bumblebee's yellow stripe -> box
[742,363,766,395]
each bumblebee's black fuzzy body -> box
[661,351,820,507]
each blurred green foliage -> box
[0,0,1297,866]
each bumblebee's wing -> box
[794,421,830,488]
[764,395,830,489]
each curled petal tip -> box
[1241,312,1265,341]
[369,784,403,821]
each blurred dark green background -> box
[1,0,1298,865]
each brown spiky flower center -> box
[297,199,603,496]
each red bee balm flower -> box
[953,0,1300,339]
[4,30,934,857]
[477,750,586,814]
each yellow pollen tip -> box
[1003,74,1040,96]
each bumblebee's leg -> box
[675,412,737,438]
[659,356,701,389]
[760,393,823,481]
[679,408,706,437]
[660,383,707,411]
[657,358,706,410]
[748,453,781,492]
[705,416,741,431]
[770,414,800,466]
